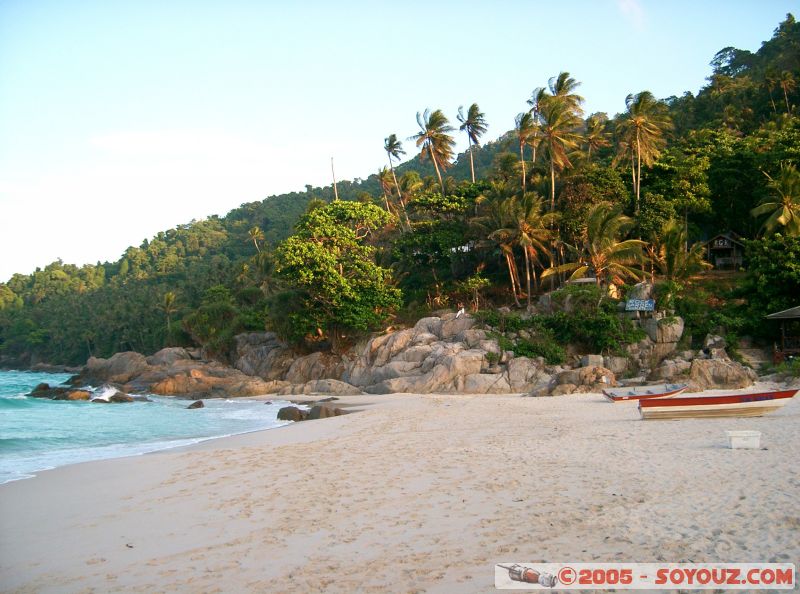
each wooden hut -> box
[766,305,800,363]
[703,233,745,270]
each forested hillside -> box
[1,15,799,366]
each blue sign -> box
[625,299,655,312]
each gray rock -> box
[277,406,307,422]
[233,332,294,380]
[644,316,685,344]
[689,358,757,390]
[146,347,191,366]
[463,373,511,394]
[307,404,345,419]
[439,314,476,340]
[603,356,629,375]
[285,351,346,384]
[507,357,544,392]
[278,379,362,396]
[581,354,604,367]
[628,281,654,301]
[187,400,204,409]
[704,334,727,349]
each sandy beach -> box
[1,385,799,593]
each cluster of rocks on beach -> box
[28,281,778,403]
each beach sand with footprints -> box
[1,383,798,593]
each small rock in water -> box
[187,400,204,409]
[277,405,307,422]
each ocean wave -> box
[0,396,35,409]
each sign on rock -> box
[625,299,655,312]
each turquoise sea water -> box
[0,370,293,484]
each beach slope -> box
[1,389,798,593]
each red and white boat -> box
[603,383,688,402]
[638,389,798,420]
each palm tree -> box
[160,291,178,345]
[410,109,455,197]
[548,71,584,110]
[751,163,800,236]
[509,193,557,307]
[537,93,583,211]
[584,113,610,160]
[248,226,265,253]
[384,134,406,197]
[383,135,411,229]
[542,202,645,288]
[475,182,522,306]
[615,91,673,214]
[457,103,488,182]
[526,86,547,164]
[764,68,779,114]
[514,112,535,191]
[377,167,395,214]
[779,71,796,114]
[649,219,712,282]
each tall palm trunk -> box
[504,251,521,307]
[783,84,791,114]
[635,130,642,214]
[388,160,410,230]
[550,160,556,212]
[467,137,476,183]
[523,246,531,308]
[431,153,446,197]
[519,142,527,192]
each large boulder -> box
[307,404,345,419]
[81,352,152,384]
[439,313,476,340]
[233,332,294,380]
[277,406,307,422]
[688,359,757,390]
[278,379,362,396]
[284,352,347,384]
[531,365,617,396]
[643,316,685,344]
[462,373,511,394]
[648,359,691,381]
[506,357,546,392]
[146,347,192,367]
[628,281,654,301]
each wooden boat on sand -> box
[603,383,688,402]
[638,389,797,420]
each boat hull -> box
[639,390,797,420]
[603,383,687,402]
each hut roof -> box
[766,305,800,320]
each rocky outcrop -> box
[233,333,294,380]
[28,384,92,401]
[278,379,362,396]
[78,352,153,385]
[688,359,757,390]
[528,366,617,396]
[71,347,285,400]
[146,347,192,367]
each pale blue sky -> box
[0,0,793,280]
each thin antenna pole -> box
[331,157,339,201]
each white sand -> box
[1,384,799,593]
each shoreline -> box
[1,386,798,592]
